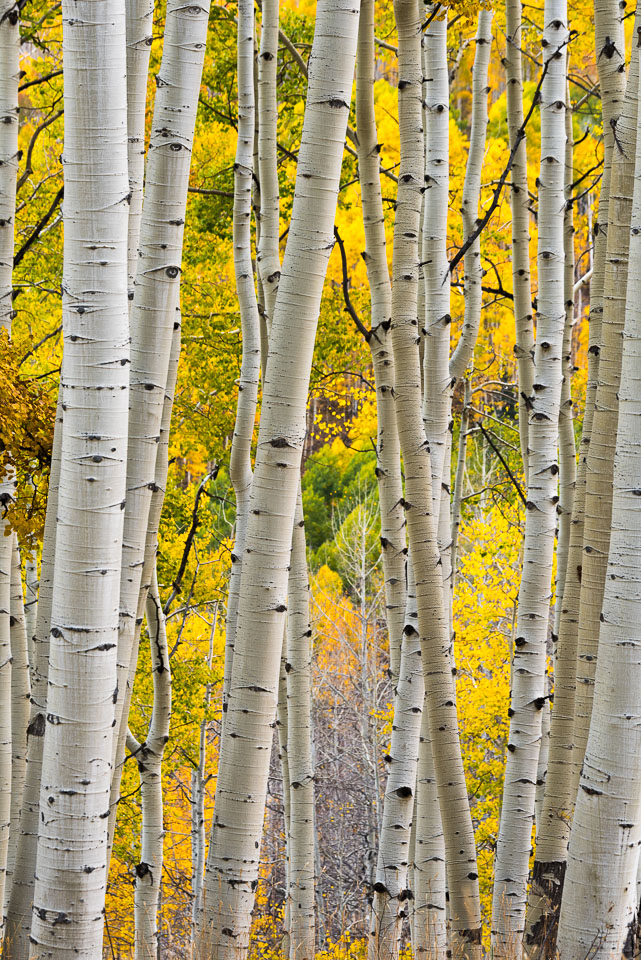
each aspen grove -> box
[4,0,641,955]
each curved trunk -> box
[28,0,130,949]
[491,3,568,955]
[556,43,641,955]
[199,3,360,954]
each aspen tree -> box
[5,402,62,959]
[110,0,211,832]
[556,41,641,955]
[525,3,627,940]
[129,567,171,960]
[5,535,29,909]
[571,21,640,791]
[390,1,481,954]
[129,321,179,959]
[491,2,568,954]
[504,0,534,479]
[28,0,130,949]
[421,9,451,522]
[126,0,155,300]
[355,0,406,684]
[256,0,280,325]
[523,87,577,955]
[199,1,361,952]
[0,535,9,936]
[369,559,423,960]
[222,0,261,717]
[286,498,315,960]
[0,0,19,933]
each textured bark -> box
[421,11,450,522]
[355,0,406,684]
[110,0,210,836]
[450,380,471,589]
[4,399,62,959]
[524,8,626,937]
[523,88,577,957]
[286,498,315,960]
[28,0,130,949]
[5,535,29,910]
[370,554,423,960]
[571,20,639,792]
[390,2,481,954]
[505,0,534,480]
[491,4,568,955]
[126,0,154,299]
[199,3,360,954]
[0,533,10,938]
[556,44,641,955]
[449,9,493,382]
[132,567,171,960]
[222,0,261,718]
[256,0,280,325]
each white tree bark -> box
[110,0,211,837]
[556,47,641,955]
[131,566,171,960]
[449,9,493,382]
[5,534,29,911]
[222,0,262,718]
[0,532,10,940]
[504,0,534,480]
[28,0,130,949]
[256,0,280,325]
[524,8,626,946]
[390,1,481,954]
[491,3,568,954]
[571,18,640,795]
[369,556,423,960]
[5,399,62,959]
[355,0,406,684]
[286,497,315,960]
[126,0,155,300]
[199,2,360,953]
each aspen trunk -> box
[390,1,481,954]
[0,533,10,939]
[505,0,535,480]
[524,6,626,941]
[4,400,62,959]
[110,0,210,842]
[256,0,280,325]
[369,555,423,960]
[286,497,315,960]
[571,23,640,792]
[5,535,29,910]
[222,0,261,718]
[132,566,171,960]
[556,44,641,955]
[355,0,406,684]
[199,2,360,954]
[491,2,568,954]
[126,0,155,299]
[28,0,130,949]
